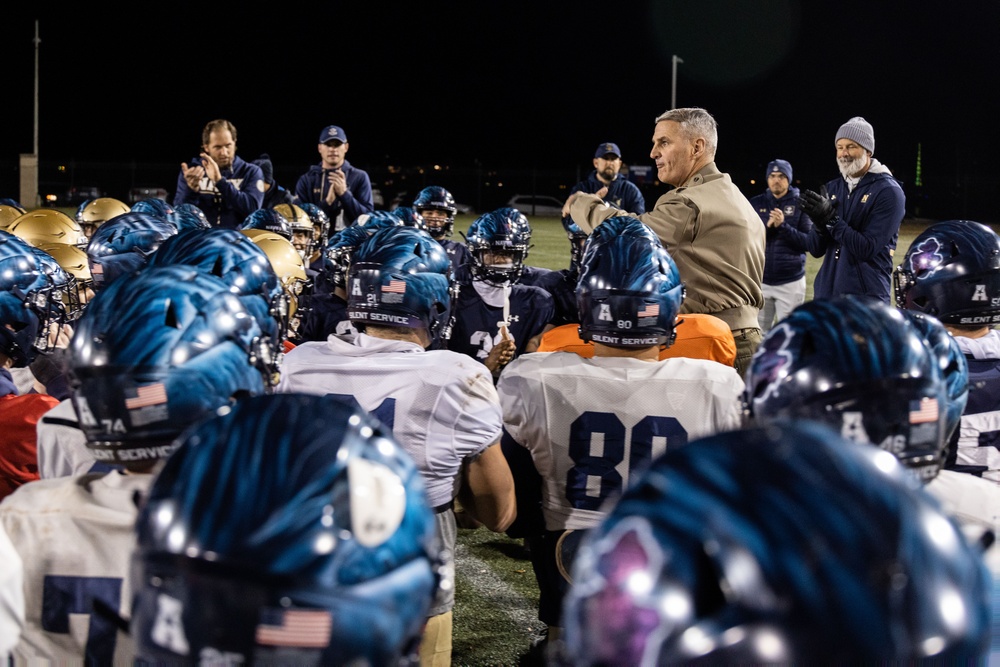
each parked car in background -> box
[129,186,169,204]
[66,186,103,206]
[505,194,564,217]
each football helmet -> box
[148,228,287,378]
[561,420,991,664]
[300,202,331,251]
[167,208,212,233]
[171,203,211,229]
[322,213,403,290]
[75,197,131,239]
[899,310,969,444]
[575,216,683,348]
[131,393,441,665]
[7,208,88,248]
[894,219,1000,325]
[130,198,175,219]
[239,208,292,241]
[23,245,78,347]
[413,186,457,239]
[464,209,531,285]
[744,296,948,481]
[347,226,453,338]
[561,215,590,277]
[69,265,271,464]
[0,203,27,232]
[0,232,46,366]
[391,206,428,231]
[241,230,310,335]
[274,203,315,259]
[86,211,178,290]
[35,242,94,321]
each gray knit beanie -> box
[835,116,875,155]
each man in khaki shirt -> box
[567,107,765,376]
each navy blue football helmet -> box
[391,206,428,231]
[131,393,441,665]
[167,208,212,233]
[894,220,1000,326]
[900,310,969,444]
[347,226,453,339]
[561,420,991,664]
[464,209,532,285]
[148,229,287,377]
[0,231,46,367]
[413,186,457,239]
[575,216,684,348]
[745,296,949,481]
[86,211,178,290]
[69,265,271,465]
[240,208,292,241]
[130,198,175,219]
[171,203,211,228]
[561,216,590,276]
[322,214,403,290]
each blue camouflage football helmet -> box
[561,215,590,277]
[464,209,532,285]
[322,213,403,290]
[171,203,211,229]
[745,296,949,481]
[894,219,1000,325]
[391,206,428,231]
[900,310,969,444]
[240,208,292,241]
[575,216,684,348]
[167,208,212,233]
[69,265,271,464]
[130,198,175,219]
[347,226,453,339]
[148,228,287,378]
[561,420,992,664]
[86,211,178,290]
[413,186,458,240]
[0,231,46,367]
[131,393,441,665]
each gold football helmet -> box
[274,203,315,259]
[34,242,94,320]
[76,197,130,239]
[0,203,27,231]
[240,230,310,333]
[7,209,89,248]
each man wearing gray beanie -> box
[799,116,905,303]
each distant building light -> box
[433,164,441,171]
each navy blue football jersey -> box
[447,281,554,362]
[440,239,471,273]
[947,355,1000,480]
[523,267,579,328]
[296,292,357,342]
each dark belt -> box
[435,500,455,514]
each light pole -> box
[671,55,683,110]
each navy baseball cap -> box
[595,142,622,159]
[319,125,348,144]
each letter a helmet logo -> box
[598,304,613,322]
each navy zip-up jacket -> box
[569,171,646,214]
[749,186,813,285]
[173,155,264,229]
[808,162,905,303]
[294,160,374,228]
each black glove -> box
[799,185,838,227]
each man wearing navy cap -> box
[750,159,813,332]
[294,125,374,232]
[560,142,646,219]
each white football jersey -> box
[0,524,24,660]
[276,333,503,508]
[925,469,1000,579]
[36,399,97,479]
[0,471,151,664]
[498,352,745,531]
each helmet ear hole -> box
[164,299,180,329]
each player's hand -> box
[484,330,516,375]
[329,169,348,197]
[799,185,837,226]
[200,152,222,183]
[49,323,73,349]
[181,162,205,191]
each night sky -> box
[3,2,997,218]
